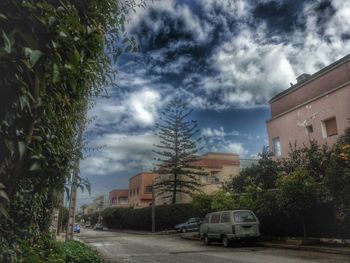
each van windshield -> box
[233,211,256,223]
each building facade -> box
[108,189,129,208]
[128,172,156,208]
[155,152,240,205]
[267,55,350,158]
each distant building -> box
[93,195,106,213]
[155,152,240,205]
[109,189,129,208]
[129,172,156,208]
[83,204,94,216]
[267,55,350,158]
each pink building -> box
[108,189,129,208]
[267,55,350,158]
[129,172,156,208]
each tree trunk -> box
[302,217,307,240]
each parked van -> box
[199,210,260,247]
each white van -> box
[199,210,260,247]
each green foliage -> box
[191,192,212,212]
[0,0,148,261]
[211,190,239,211]
[20,235,65,263]
[63,240,104,263]
[102,204,207,231]
[154,98,203,204]
[325,128,350,225]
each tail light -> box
[232,225,235,234]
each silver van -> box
[199,210,260,247]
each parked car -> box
[94,223,103,230]
[85,221,91,228]
[73,223,80,233]
[200,210,260,247]
[174,217,202,233]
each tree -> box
[154,98,203,204]
[325,128,350,227]
[276,169,319,239]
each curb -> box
[259,242,350,256]
[180,235,350,256]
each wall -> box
[267,85,350,157]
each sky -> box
[77,0,350,204]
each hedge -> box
[102,204,209,231]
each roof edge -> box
[269,54,350,103]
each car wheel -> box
[181,227,187,233]
[222,236,230,248]
[204,236,211,245]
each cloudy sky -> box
[78,0,350,203]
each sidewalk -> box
[260,240,350,256]
[180,233,350,256]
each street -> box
[77,229,350,263]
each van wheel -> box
[181,227,187,233]
[204,236,211,245]
[222,236,230,248]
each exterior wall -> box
[109,189,129,208]
[267,65,350,158]
[271,57,350,117]
[83,205,94,215]
[93,196,105,213]
[155,153,240,205]
[128,172,156,208]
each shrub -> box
[63,241,104,263]
[102,204,207,231]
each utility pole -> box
[66,123,83,241]
[151,181,155,233]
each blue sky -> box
[78,0,350,204]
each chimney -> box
[296,73,311,84]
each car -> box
[200,210,260,247]
[73,223,80,233]
[85,221,91,228]
[174,217,202,233]
[94,223,103,230]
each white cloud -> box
[226,142,249,156]
[81,132,157,177]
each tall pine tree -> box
[154,98,203,204]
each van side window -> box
[211,214,220,224]
[221,212,230,223]
[203,215,210,223]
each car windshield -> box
[233,211,256,223]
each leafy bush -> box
[63,240,104,263]
[20,235,65,263]
[102,204,208,231]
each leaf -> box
[19,95,30,110]
[18,141,26,159]
[59,31,67,38]
[53,63,60,83]
[0,14,7,20]
[2,30,11,53]
[24,47,43,67]
[29,162,41,171]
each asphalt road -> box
[77,229,350,263]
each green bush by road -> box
[21,237,104,263]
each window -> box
[129,190,132,196]
[306,125,313,134]
[221,212,230,223]
[322,117,338,138]
[119,197,128,204]
[145,185,153,193]
[201,175,209,183]
[210,213,221,224]
[233,211,256,223]
[272,137,281,157]
[203,215,210,223]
